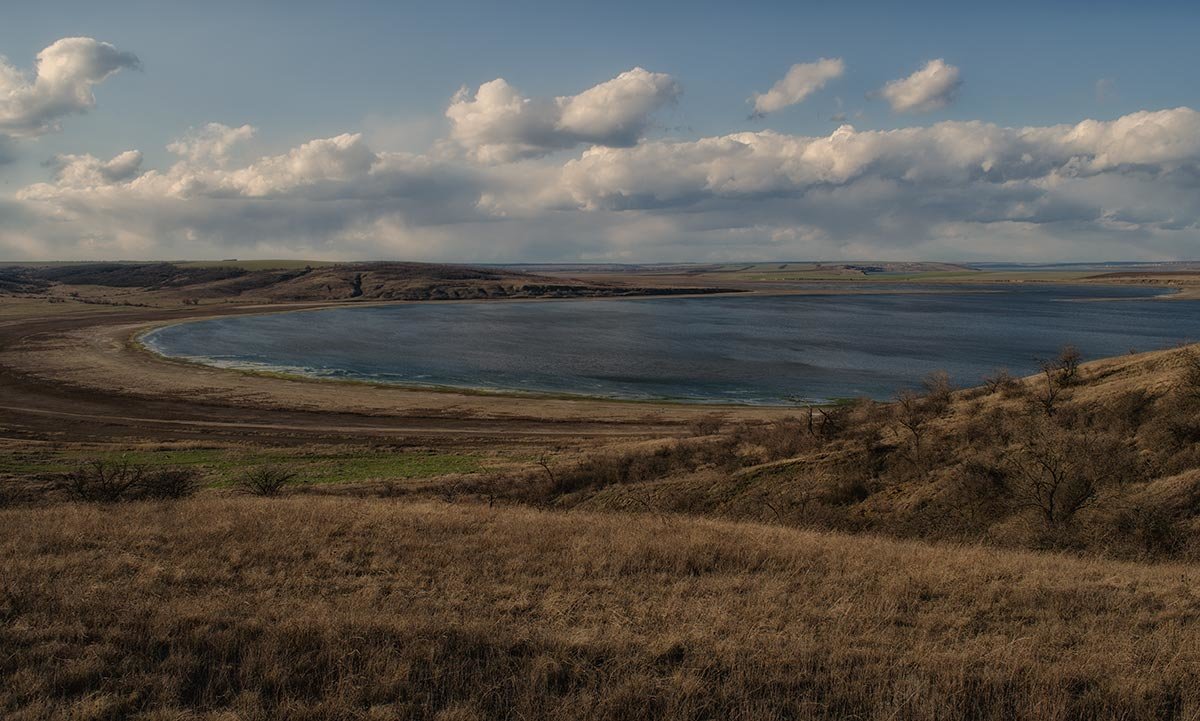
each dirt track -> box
[0,301,783,449]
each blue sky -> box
[2,0,1199,261]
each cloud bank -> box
[2,42,1198,263]
[10,106,1199,262]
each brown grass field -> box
[3,262,1200,720]
[3,498,1198,721]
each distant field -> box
[173,259,340,270]
[703,269,1096,282]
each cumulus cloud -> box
[167,123,256,165]
[446,67,679,162]
[558,108,1200,209]
[0,37,139,138]
[6,107,1200,262]
[750,58,844,116]
[43,150,144,189]
[880,59,961,113]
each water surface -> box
[144,284,1200,404]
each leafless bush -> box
[894,389,936,467]
[982,368,1019,395]
[58,459,146,503]
[823,475,872,506]
[1005,424,1139,528]
[922,370,955,413]
[236,466,297,496]
[688,414,725,436]
[1032,363,1063,416]
[139,467,202,500]
[1056,345,1083,385]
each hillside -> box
[0,261,735,305]
[2,498,1196,720]
[484,343,1200,560]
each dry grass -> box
[2,497,1199,720]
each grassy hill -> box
[0,261,733,304]
[2,498,1197,720]
[3,306,1200,718]
[476,344,1200,561]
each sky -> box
[1,0,1198,262]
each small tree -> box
[1033,362,1063,416]
[1056,345,1083,385]
[1005,423,1137,528]
[894,389,932,468]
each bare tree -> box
[1033,362,1063,416]
[1055,345,1083,386]
[1005,424,1137,527]
[894,389,931,467]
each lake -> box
[143,284,1200,405]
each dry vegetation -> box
[5,304,1200,717]
[3,499,1199,721]
[464,345,1200,562]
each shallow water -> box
[144,284,1200,405]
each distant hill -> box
[0,261,737,303]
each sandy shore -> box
[0,300,792,449]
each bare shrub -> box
[1032,363,1063,416]
[730,417,811,460]
[1055,345,1084,385]
[139,467,202,500]
[922,370,955,413]
[237,466,297,496]
[1005,423,1139,528]
[982,368,1019,395]
[1113,504,1189,558]
[894,389,935,468]
[688,414,725,436]
[823,475,872,506]
[58,459,146,502]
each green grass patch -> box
[0,447,483,487]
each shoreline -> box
[2,275,1196,450]
[130,279,1189,408]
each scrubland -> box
[3,498,1199,720]
[5,278,1200,718]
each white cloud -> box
[558,108,1200,209]
[750,58,844,116]
[446,67,679,162]
[44,150,144,189]
[167,123,256,165]
[6,104,1200,263]
[880,59,961,113]
[0,37,139,138]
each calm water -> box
[144,284,1200,405]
